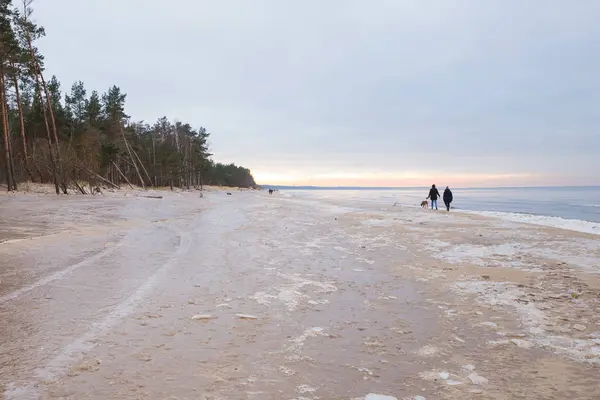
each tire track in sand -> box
[0,240,125,304]
[3,228,192,400]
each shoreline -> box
[457,208,600,236]
[279,190,600,236]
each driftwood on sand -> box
[112,162,134,190]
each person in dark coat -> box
[426,184,440,210]
[443,186,453,211]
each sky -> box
[34,0,600,187]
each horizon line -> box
[259,184,600,190]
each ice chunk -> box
[296,385,317,393]
[236,314,258,320]
[365,394,397,400]
[191,314,214,321]
[468,373,488,385]
[439,372,450,380]
[453,336,466,343]
[416,345,438,356]
[462,364,475,371]
[418,371,438,381]
[481,321,498,328]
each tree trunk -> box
[128,130,153,188]
[152,132,157,186]
[32,71,59,194]
[7,125,17,191]
[121,125,145,189]
[0,72,14,191]
[37,67,60,154]
[34,162,44,183]
[39,71,67,193]
[78,164,119,189]
[132,145,153,188]
[12,70,34,182]
[1,71,17,190]
[112,161,134,190]
[23,5,60,194]
[12,71,27,159]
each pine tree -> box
[0,0,257,192]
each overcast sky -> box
[35,0,600,186]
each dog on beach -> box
[421,200,429,209]
[268,189,273,195]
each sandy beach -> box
[0,188,599,400]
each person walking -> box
[443,186,453,211]
[426,184,440,210]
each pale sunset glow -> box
[251,170,545,188]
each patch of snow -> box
[462,364,475,371]
[418,371,438,381]
[296,385,317,394]
[236,314,258,320]
[365,394,398,400]
[357,367,374,375]
[249,292,273,306]
[250,274,337,311]
[191,314,214,321]
[465,210,600,236]
[279,366,296,376]
[307,299,329,305]
[481,321,498,329]
[454,280,600,363]
[416,345,438,357]
[468,373,488,385]
[356,257,376,265]
[426,241,537,269]
[284,327,328,361]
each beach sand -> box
[0,188,598,399]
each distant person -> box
[426,184,440,210]
[443,186,453,211]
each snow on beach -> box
[284,190,600,370]
[1,187,599,399]
[461,209,600,236]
